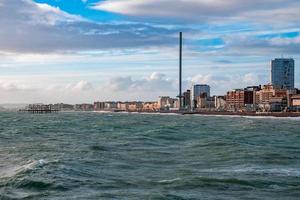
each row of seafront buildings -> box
[159,58,300,113]
[223,58,299,112]
[45,101,160,112]
[27,58,299,113]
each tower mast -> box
[179,32,183,110]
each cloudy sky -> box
[0,0,299,103]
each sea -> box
[0,112,299,200]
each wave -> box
[154,176,266,189]
[157,178,182,184]
[242,116,300,120]
[193,114,300,120]
[156,176,280,189]
[198,166,300,177]
[0,159,46,180]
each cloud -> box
[189,73,265,94]
[92,0,300,26]
[0,0,182,54]
[108,72,176,92]
[220,34,300,56]
[66,80,94,91]
[0,81,33,91]
[0,73,176,103]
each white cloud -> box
[108,72,176,92]
[93,0,300,25]
[0,81,33,91]
[188,72,264,94]
[66,80,94,91]
[0,0,180,53]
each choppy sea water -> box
[0,112,299,200]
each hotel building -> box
[271,58,295,89]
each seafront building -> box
[215,96,226,110]
[255,84,288,112]
[75,104,93,111]
[192,84,210,109]
[50,103,74,111]
[271,58,295,89]
[158,96,178,111]
[183,90,191,109]
[224,84,291,112]
[225,89,253,111]
[143,102,160,112]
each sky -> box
[0,0,299,104]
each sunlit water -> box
[0,112,299,199]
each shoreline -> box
[14,109,300,118]
[95,110,300,118]
[179,111,300,118]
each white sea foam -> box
[157,178,181,183]
[242,116,300,120]
[0,159,46,179]
[93,111,300,120]
[200,166,300,177]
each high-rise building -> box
[271,58,295,89]
[192,84,210,108]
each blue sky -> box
[0,0,299,103]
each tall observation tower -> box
[178,32,183,110]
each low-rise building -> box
[158,96,177,111]
[195,94,215,110]
[94,102,105,111]
[104,102,118,110]
[225,89,253,111]
[291,94,300,106]
[117,102,129,111]
[183,90,191,109]
[50,103,74,111]
[143,102,159,112]
[215,96,226,110]
[75,104,94,111]
[127,102,143,112]
[256,84,288,112]
[289,94,300,112]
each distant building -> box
[127,102,143,112]
[104,102,118,110]
[158,96,177,110]
[215,96,226,110]
[225,89,253,111]
[143,102,159,112]
[287,89,300,112]
[75,104,93,111]
[192,84,210,108]
[117,102,129,111]
[225,86,262,111]
[244,86,261,111]
[183,89,191,109]
[196,94,215,110]
[271,58,295,89]
[50,103,74,111]
[255,84,288,112]
[291,95,300,106]
[94,102,105,111]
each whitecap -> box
[0,159,47,179]
[157,178,181,183]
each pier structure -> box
[19,104,59,113]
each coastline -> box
[179,111,300,118]
[93,110,300,118]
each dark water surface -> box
[0,112,299,200]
